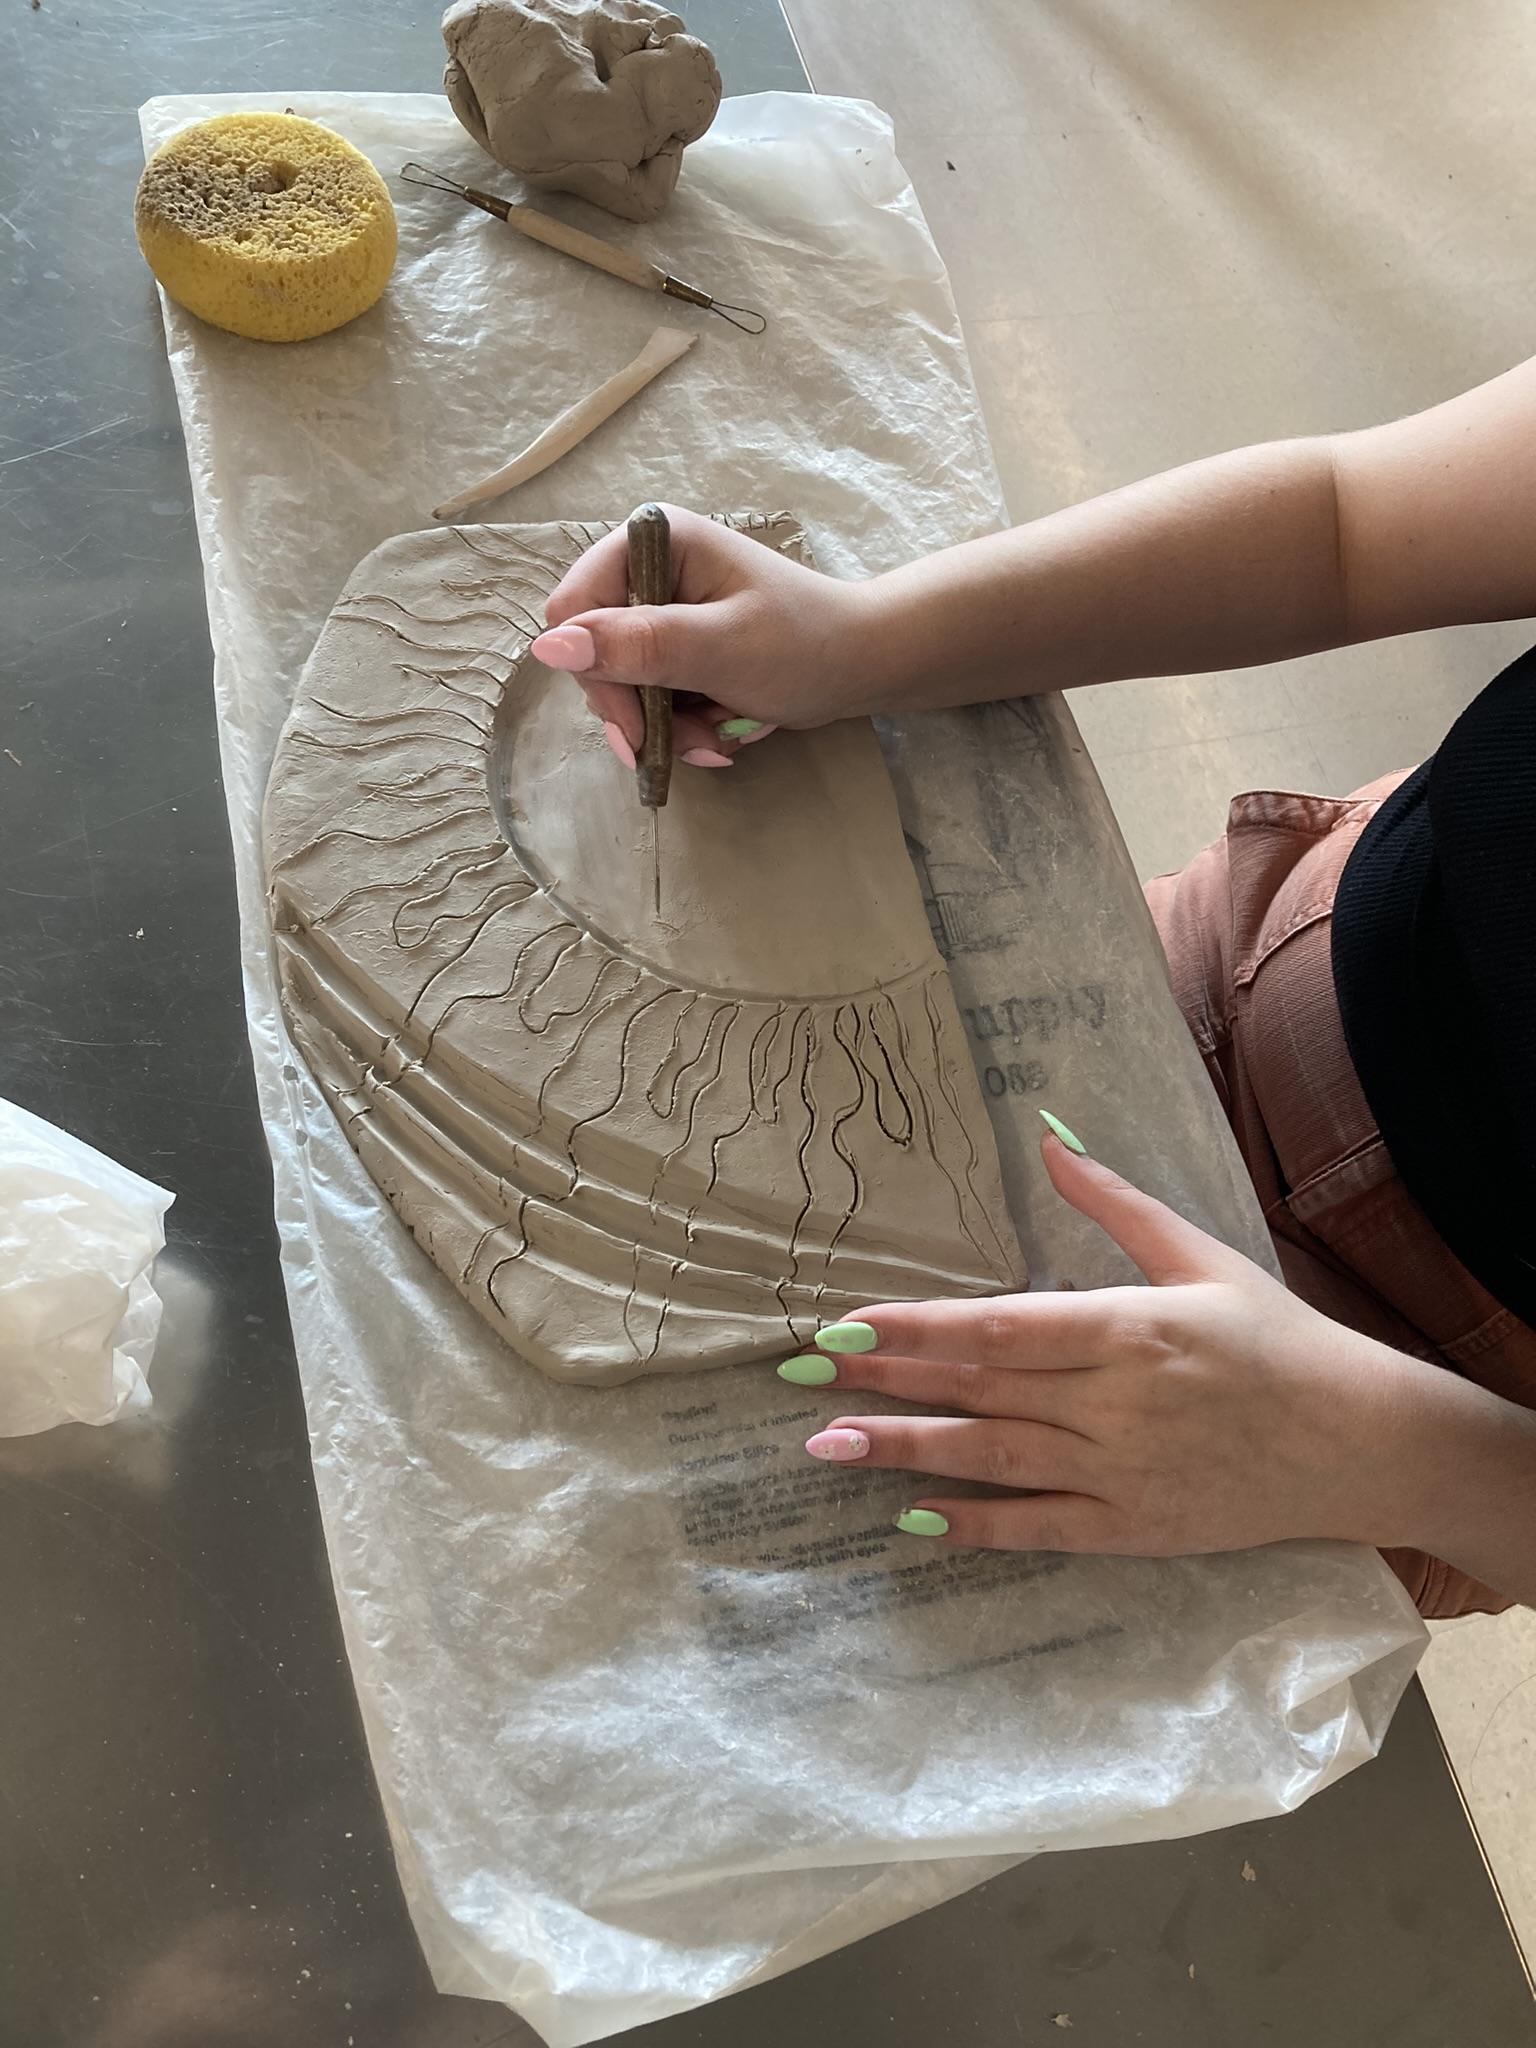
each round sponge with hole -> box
[135,113,397,343]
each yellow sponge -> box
[135,113,397,343]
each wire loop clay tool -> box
[399,161,767,332]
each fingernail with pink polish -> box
[532,625,596,672]
[602,720,637,771]
[806,1428,870,1463]
[681,747,734,768]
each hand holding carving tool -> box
[627,503,673,917]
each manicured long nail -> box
[531,625,595,672]
[602,720,637,771]
[682,746,734,768]
[815,1321,877,1354]
[778,1354,838,1386]
[806,1428,870,1462]
[1039,1109,1086,1155]
[895,1508,949,1537]
[717,717,763,738]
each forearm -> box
[1381,1363,1536,1610]
[851,349,1536,716]
[851,436,1350,712]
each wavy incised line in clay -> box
[439,570,553,626]
[767,1002,804,1122]
[535,964,654,1192]
[513,927,588,1027]
[271,804,494,878]
[286,725,491,762]
[302,839,510,931]
[357,769,486,806]
[461,1210,511,1287]
[396,899,545,1041]
[395,872,533,952]
[518,934,612,1035]
[393,660,508,712]
[665,1002,740,1154]
[481,1194,532,1305]
[392,847,522,933]
[309,691,492,735]
[464,595,549,643]
[824,1004,870,1267]
[853,1000,916,1147]
[417,914,578,1053]
[745,1003,788,1118]
[707,1010,786,1201]
[646,993,710,1120]
[333,606,523,679]
[384,651,517,705]
[452,525,572,580]
[558,521,609,564]
[531,959,653,1136]
[339,588,527,646]
[644,1003,740,1243]
[641,1254,686,1367]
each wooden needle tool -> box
[627,502,673,917]
[399,162,767,334]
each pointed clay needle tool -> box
[627,503,673,918]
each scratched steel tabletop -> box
[2,4,1533,2044]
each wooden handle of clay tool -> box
[628,503,673,811]
[503,202,666,295]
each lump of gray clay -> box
[442,0,722,223]
[263,515,1027,1386]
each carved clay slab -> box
[263,516,1026,1384]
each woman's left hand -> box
[797,1130,1451,1557]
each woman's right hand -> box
[530,506,875,770]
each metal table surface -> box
[2,5,1533,2045]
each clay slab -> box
[263,515,1026,1384]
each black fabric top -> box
[1332,646,1536,1330]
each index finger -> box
[543,524,633,627]
[543,503,722,628]
[825,1287,1153,1371]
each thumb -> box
[531,603,715,695]
[1039,1118,1246,1286]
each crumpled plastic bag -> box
[0,1096,174,1436]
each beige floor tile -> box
[964,306,1266,512]
[1067,667,1303,763]
[899,135,1113,324]
[1421,1610,1536,1965]
[1087,723,1329,882]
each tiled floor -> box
[784,0,1536,1968]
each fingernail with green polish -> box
[717,717,763,738]
[895,1508,949,1537]
[1039,1109,1087,1155]
[815,1321,877,1354]
[778,1354,838,1386]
